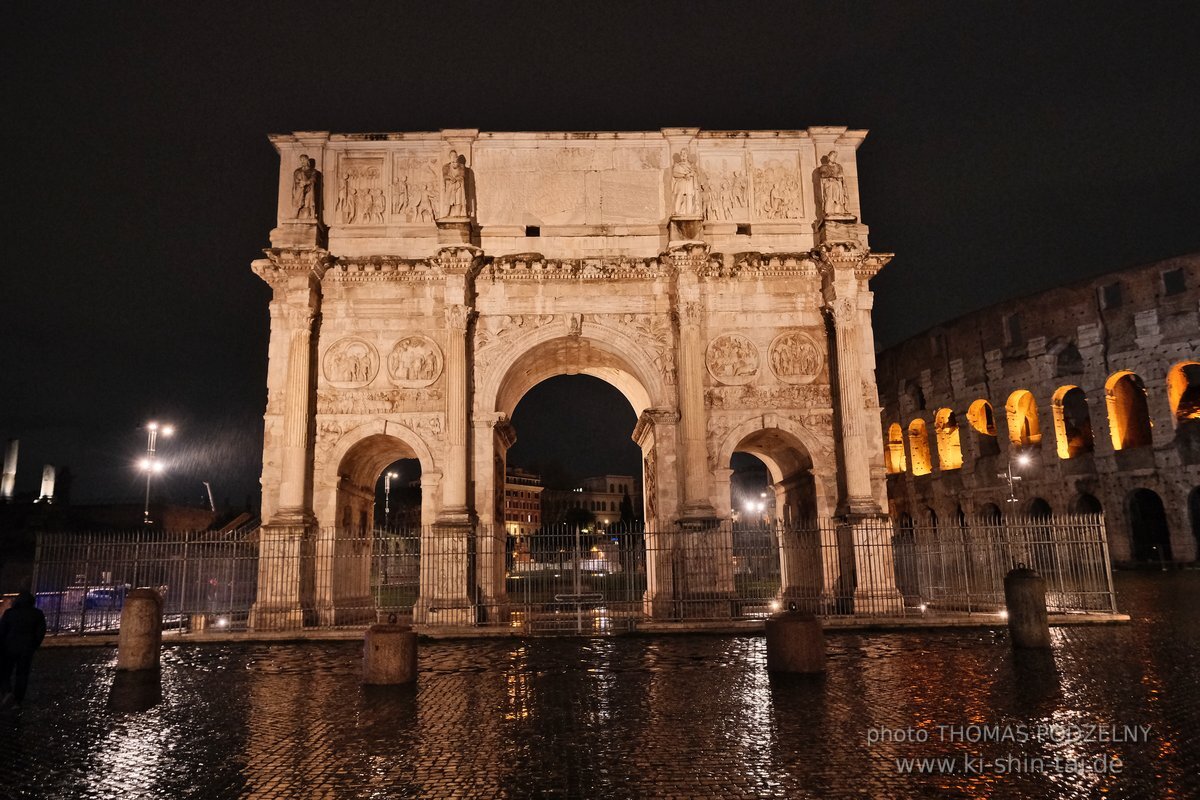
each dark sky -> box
[3,2,1199,503]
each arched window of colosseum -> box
[1105,371,1154,450]
[885,423,907,474]
[907,419,932,476]
[1167,361,1200,425]
[1005,390,1042,448]
[1051,385,1094,459]
[934,408,963,470]
[966,399,1000,456]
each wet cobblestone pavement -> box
[3,572,1199,799]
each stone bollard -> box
[765,609,826,674]
[363,623,418,685]
[116,588,163,671]
[1003,565,1052,649]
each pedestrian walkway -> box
[1,572,1196,799]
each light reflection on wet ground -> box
[2,571,1197,798]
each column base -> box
[248,604,305,631]
[413,596,476,626]
[313,597,377,626]
[852,588,906,615]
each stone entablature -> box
[252,128,896,628]
[877,253,1200,564]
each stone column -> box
[441,302,473,523]
[672,246,718,522]
[826,292,876,515]
[249,250,327,631]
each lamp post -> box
[140,421,174,524]
[384,471,399,525]
[998,451,1032,505]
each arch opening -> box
[730,428,817,526]
[1128,488,1172,562]
[885,423,907,474]
[1005,390,1042,449]
[1052,385,1094,459]
[1074,493,1103,515]
[1106,371,1153,450]
[967,399,1000,457]
[336,434,426,533]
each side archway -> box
[1128,488,1172,562]
[1051,385,1094,459]
[1005,390,1042,449]
[966,399,1000,457]
[885,423,907,474]
[934,408,962,470]
[908,419,932,475]
[1106,371,1153,450]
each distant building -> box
[877,253,1200,565]
[542,474,641,527]
[503,468,543,538]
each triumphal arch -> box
[250,128,898,628]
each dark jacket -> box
[0,592,47,654]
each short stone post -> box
[363,623,418,685]
[1003,565,1052,649]
[765,609,826,674]
[116,588,163,671]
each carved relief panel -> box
[323,338,380,387]
[390,151,440,223]
[335,155,386,225]
[698,153,751,222]
[751,151,803,220]
[768,331,823,384]
[387,336,444,387]
[706,334,760,385]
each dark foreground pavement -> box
[2,572,1198,799]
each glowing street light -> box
[998,450,1033,504]
[384,471,399,521]
[141,421,174,524]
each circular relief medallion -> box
[323,338,379,387]
[768,330,823,384]
[387,335,444,388]
[706,333,760,386]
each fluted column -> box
[676,299,716,519]
[277,306,316,516]
[440,303,472,522]
[827,294,877,515]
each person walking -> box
[0,591,47,707]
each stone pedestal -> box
[116,588,163,672]
[249,520,309,631]
[848,517,905,614]
[1004,566,1052,649]
[414,522,475,626]
[363,624,418,684]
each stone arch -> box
[320,420,439,530]
[1051,385,1094,459]
[1128,488,1172,562]
[1167,361,1200,425]
[720,421,823,523]
[1028,497,1052,517]
[1005,389,1042,449]
[933,408,962,470]
[966,399,1000,457]
[907,418,932,476]
[977,502,1003,521]
[885,423,906,474]
[479,325,666,418]
[1105,371,1153,450]
[1074,493,1103,514]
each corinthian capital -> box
[444,303,474,332]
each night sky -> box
[3,3,1198,504]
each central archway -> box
[475,332,672,622]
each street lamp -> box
[998,451,1032,504]
[384,471,399,522]
[141,421,174,524]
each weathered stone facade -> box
[878,254,1200,565]
[251,128,897,627]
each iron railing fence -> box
[31,514,1116,635]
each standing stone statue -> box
[292,155,319,219]
[671,152,699,216]
[441,150,467,218]
[817,151,852,219]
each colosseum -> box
[877,253,1199,566]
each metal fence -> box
[31,513,1116,636]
